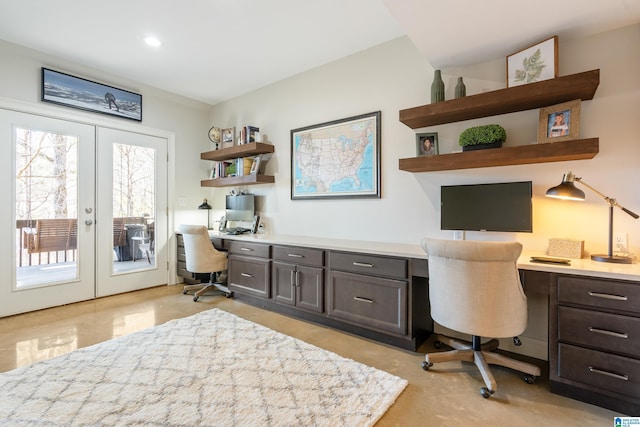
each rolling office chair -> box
[178,224,233,301]
[420,238,541,398]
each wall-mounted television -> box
[440,181,532,232]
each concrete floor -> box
[0,285,620,426]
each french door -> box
[0,109,168,317]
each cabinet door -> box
[296,265,324,313]
[272,261,295,306]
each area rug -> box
[0,308,407,426]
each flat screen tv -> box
[440,181,532,232]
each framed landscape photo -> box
[506,36,558,88]
[538,99,581,143]
[41,68,142,121]
[416,132,439,156]
[290,111,381,200]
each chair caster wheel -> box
[523,374,536,384]
[480,387,494,398]
[421,361,433,371]
[183,289,188,294]
[225,292,233,298]
[434,340,442,349]
[193,296,199,302]
[513,336,522,346]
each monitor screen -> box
[225,194,254,221]
[440,181,532,232]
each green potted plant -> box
[458,124,506,151]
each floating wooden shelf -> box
[200,142,275,161]
[399,70,600,129]
[201,174,275,188]
[398,139,599,172]
[200,142,275,187]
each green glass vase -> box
[455,77,466,98]
[431,70,445,103]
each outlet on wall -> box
[614,232,628,252]
[453,230,465,240]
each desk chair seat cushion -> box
[178,224,227,274]
[421,238,527,339]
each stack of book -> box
[239,126,259,144]
[210,158,253,179]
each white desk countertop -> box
[206,230,640,282]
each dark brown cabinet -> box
[327,251,408,336]
[271,245,324,313]
[550,274,640,415]
[227,240,271,299]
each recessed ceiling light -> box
[144,36,162,47]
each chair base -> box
[423,334,541,397]
[182,272,233,301]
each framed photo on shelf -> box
[538,99,581,144]
[221,127,235,146]
[41,68,142,121]
[290,111,381,200]
[416,132,439,156]
[250,155,261,174]
[506,35,558,88]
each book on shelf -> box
[235,157,252,176]
[249,155,261,174]
[240,125,260,144]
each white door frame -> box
[0,97,178,315]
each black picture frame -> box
[290,111,381,200]
[41,68,142,121]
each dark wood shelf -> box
[399,69,600,129]
[398,139,599,172]
[201,174,275,188]
[200,142,274,161]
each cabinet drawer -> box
[329,251,407,280]
[558,343,640,399]
[327,270,407,336]
[228,255,271,299]
[227,240,270,258]
[272,245,324,267]
[558,276,640,314]
[558,306,640,357]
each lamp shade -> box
[198,198,212,210]
[545,172,585,201]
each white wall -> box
[209,25,640,258]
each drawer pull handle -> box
[587,291,628,301]
[287,253,303,258]
[588,327,628,339]
[588,366,629,381]
[240,247,253,252]
[354,296,374,303]
[241,273,253,278]
[352,262,374,268]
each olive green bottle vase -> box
[431,70,445,103]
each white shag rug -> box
[0,308,408,426]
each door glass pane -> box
[112,143,155,273]
[15,128,78,287]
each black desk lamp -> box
[546,171,639,264]
[198,198,212,229]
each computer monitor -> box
[440,181,532,232]
[225,194,254,221]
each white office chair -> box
[178,224,232,301]
[421,238,541,398]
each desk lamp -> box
[546,171,639,264]
[198,198,212,229]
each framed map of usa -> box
[290,111,381,200]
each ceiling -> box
[0,0,639,106]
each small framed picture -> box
[222,127,235,147]
[249,155,261,174]
[506,35,558,88]
[416,132,439,156]
[538,99,581,143]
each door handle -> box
[85,220,93,226]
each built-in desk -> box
[176,231,640,414]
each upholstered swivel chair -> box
[420,238,541,398]
[178,224,232,301]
